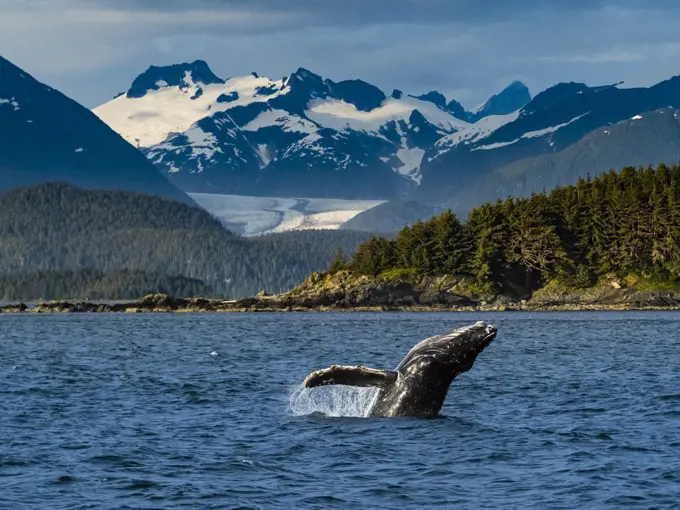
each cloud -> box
[1,0,680,108]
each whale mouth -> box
[480,325,497,348]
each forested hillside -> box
[346,164,680,294]
[0,270,212,302]
[0,183,372,299]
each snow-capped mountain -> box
[457,107,680,212]
[0,56,195,206]
[415,81,531,122]
[419,76,680,203]
[94,61,523,199]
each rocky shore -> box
[2,271,680,314]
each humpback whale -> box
[302,321,497,418]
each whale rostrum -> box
[302,321,498,418]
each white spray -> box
[289,384,380,418]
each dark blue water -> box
[1,312,679,509]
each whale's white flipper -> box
[303,365,398,389]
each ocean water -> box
[1,312,679,509]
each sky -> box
[2,0,680,109]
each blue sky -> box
[2,0,680,108]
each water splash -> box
[289,384,379,418]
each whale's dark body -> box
[303,321,498,418]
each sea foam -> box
[289,384,379,418]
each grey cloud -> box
[84,0,680,20]
[2,0,680,109]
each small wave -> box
[289,384,379,418]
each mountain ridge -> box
[94,61,529,199]
[0,55,196,206]
[90,58,680,225]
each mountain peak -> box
[523,81,591,114]
[289,67,324,84]
[327,78,386,112]
[126,60,224,99]
[416,91,447,108]
[474,81,531,119]
[445,98,472,122]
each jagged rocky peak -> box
[522,81,592,114]
[126,60,224,98]
[445,98,471,121]
[288,67,325,87]
[416,91,447,108]
[326,78,386,112]
[475,80,531,118]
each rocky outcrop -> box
[2,272,680,313]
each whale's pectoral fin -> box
[303,365,398,388]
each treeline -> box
[0,183,372,298]
[344,164,680,292]
[0,270,212,302]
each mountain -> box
[470,81,531,121]
[95,62,523,199]
[0,56,195,206]
[420,77,680,205]
[416,82,531,122]
[0,183,373,298]
[455,107,680,210]
[93,59,680,215]
[340,200,438,233]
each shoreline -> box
[2,295,680,314]
[4,270,680,315]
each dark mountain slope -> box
[452,107,680,212]
[340,200,438,233]
[420,77,680,203]
[0,56,195,206]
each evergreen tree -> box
[347,163,680,292]
[328,248,348,273]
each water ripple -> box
[1,312,680,509]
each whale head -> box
[396,321,497,379]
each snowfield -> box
[93,73,290,148]
[305,96,470,133]
[190,193,385,236]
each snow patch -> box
[522,112,590,139]
[306,96,469,134]
[435,110,520,154]
[257,144,271,167]
[74,148,85,153]
[185,125,222,161]
[394,145,425,184]
[631,114,643,120]
[473,139,520,151]
[0,97,20,111]
[472,111,589,151]
[243,109,317,133]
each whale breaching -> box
[302,321,498,418]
